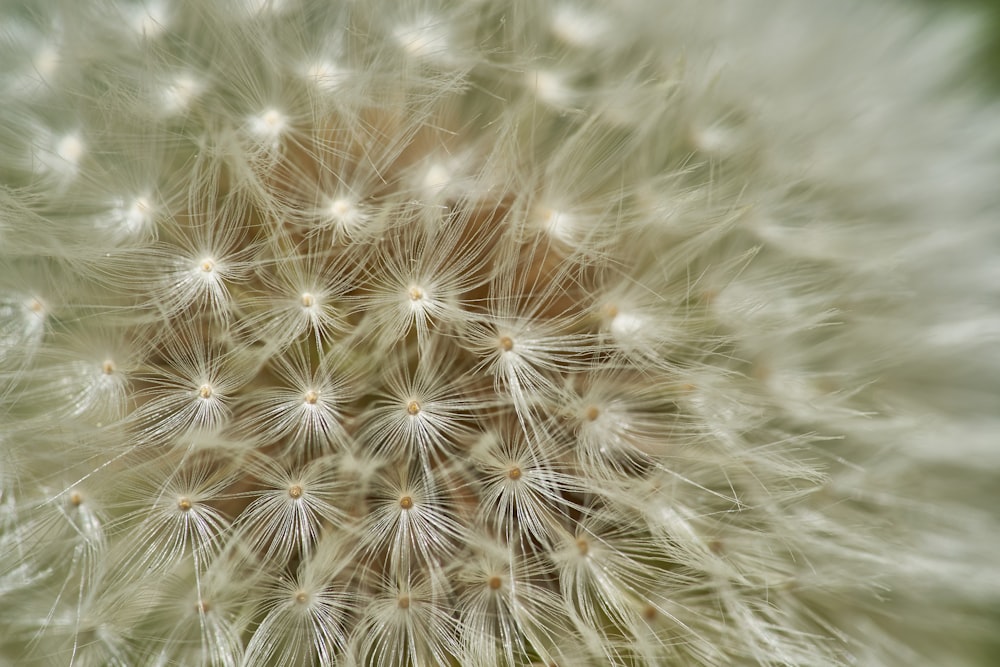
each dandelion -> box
[0,0,998,666]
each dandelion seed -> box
[233,344,354,456]
[527,69,575,108]
[324,196,368,236]
[358,465,465,577]
[130,0,169,37]
[109,194,155,237]
[393,16,451,62]
[247,108,288,151]
[161,73,203,115]
[355,575,461,667]
[358,344,474,472]
[243,557,355,667]
[234,455,346,563]
[303,60,349,92]
[550,4,606,47]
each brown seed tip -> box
[498,335,514,352]
[584,405,600,422]
[101,360,116,375]
[288,484,303,499]
[397,594,410,609]
[69,491,83,507]
[642,604,658,621]
[304,390,319,405]
[408,285,424,301]
[488,576,502,590]
[508,466,522,480]
[197,599,211,614]
[399,495,413,510]
[199,384,213,399]
[178,497,193,512]
[295,591,309,605]
[200,258,215,273]
[576,537,590,556]
[300,292,315,308]
[406,400,421,415]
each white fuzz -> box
[247,108,288,145]
[550,4,607,47]
[393,15,452,62]
[111,458,233,576]
[32,130,86,183]
[1,1,998,666]
[128,0,170,38]
[470,426,582,547]
[160,73,204,116]
[358,215,489,349]
[302,59,350,93]
[107,193,156,238]
[526,68,576,108]
[0,294,47,362]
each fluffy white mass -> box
[0,0,997,665]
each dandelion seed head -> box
[2,1,997,665]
